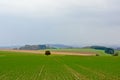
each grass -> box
[0,50,120,80]
[117,50,120,56]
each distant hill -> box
[18,44,74,50]
[19,45,47,50]
[47,44,73,49]
[116,47,120,50]
[0,46,21,49]
[1,44,119,50]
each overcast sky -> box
[0,0,120,46]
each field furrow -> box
[32,65,45,80]
[64,65,89,80]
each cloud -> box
[0,0,110,17]
[1,0,119,23]
[0,0,120,28]
[0,0,120,46]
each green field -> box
[0,50,120,80]
[45,48,112,56]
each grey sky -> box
[0,0,120,46]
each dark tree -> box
[91,46,107,50]
[105,48,114,54]
[96,53,100,56]
[113,52,119,56]
[45,51,51,56]
[113,53,119,56]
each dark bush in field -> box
[113,52,119,56]
[45,51,51,56]
[96,53,100,56]
[105,48,114,54]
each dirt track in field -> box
[0,50,96,56]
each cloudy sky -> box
[0,0,120,46]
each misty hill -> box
[47,44,73,49]
[18,44,73,50]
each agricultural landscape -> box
[0,49,120,80]
[1,0,120,80]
